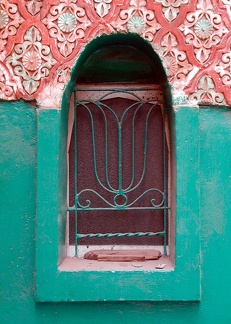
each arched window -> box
[36,34,200,301]
[67,40,171,262]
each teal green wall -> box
[1,102,231,322]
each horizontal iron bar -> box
[68,207,170,211]
[75,88,161,92]
[76,231,165,239]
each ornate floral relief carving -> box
[179,0,229,64]
[94,0,112,18]
[7,26,57,95]
[0,1,24,52]
[160,33,193,83]
[127,16,146,33]
[58,13,77,32]
[222,0,231,4]
[25,0,42,16]
[57,66,71,84]
[0,9,9,28]
[189,75,227,105]
[42,0,91,58]
[0,0,230,106]
[0,63,17,100]
[215,50,231,87]
[37,66,71,108]
[155,0,189,22]
[111,0,161,42]
[221,0,231,20]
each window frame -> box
[36,96,200,302]
[67,84,169,257]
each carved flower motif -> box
[22,50,42,71]
[25,0,42,16]
[189,75,226,105]
[58,13,77,33]
[194,19,213,40]
[0,10,9,29]
[127,16,146,34]
[0,39,6,51]
[43,2,91,58]
[163,57,178,77]
[8,26,57,95]
[155,0,189,22]
[94,0,112,18]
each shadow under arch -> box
[62,33,169,105]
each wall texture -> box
[0,0,231,107]
[1,103,231,322]
[1,0,231,322]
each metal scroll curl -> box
[72,188,165,210]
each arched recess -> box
[63,33,175,263]
[36,34,200,301]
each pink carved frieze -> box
[189,74,227,105]
[0,1,24,54]
[214,39,231,104]
[0,62,20,100]
[155,0,189,22]
[221,0,231,20]
[94,0,113,18]
[42,0,92,58]
[7,26,57,98]
[25,0,42,16]
[36,65,71,108]
[179,0,229,65]
[159,32,194,84]
[0,0,230,106]
[111,0,162,42]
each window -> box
[36,34,200,302]
[67,84,169,266]
[65,41,170,268]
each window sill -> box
[59,255,174,272]
[36,255,199,302]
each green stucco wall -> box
[1,102,231,323]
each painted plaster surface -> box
[0,0,230,107]
[1,103,231,321]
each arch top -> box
[61,33,171,112]
[69,34,167,89]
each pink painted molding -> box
[0,0,230,107]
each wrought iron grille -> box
[68,87,169,256]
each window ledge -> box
[59,256,174,272]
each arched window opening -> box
[36,35,200,299]
[67,40,171,262]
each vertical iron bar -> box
[163,110,167,255]
[130,106,136,190]
[118,123,123,193]
[74,89,78,257]
[127,102,141,191]
[104,104,110,191]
